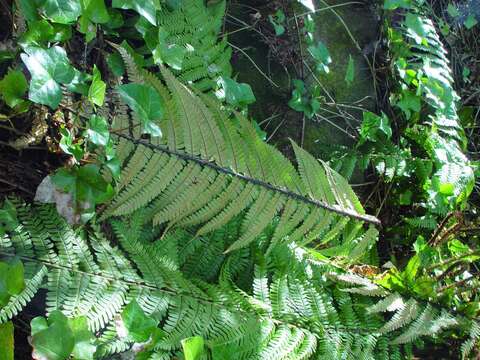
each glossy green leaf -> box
[121,299,158,342]
[345,55,355,86]
[19,20,72,46]
[18,0,40,21]
[21,46,75,109]
[216,76,256,107]
[0,69,28,108]
[117,83,163,136]
[0,322,14,360]
[86,115,109,146]
[81,0,110,24]
[66,69,91,95]
[52,165,114,206]
[0,259,24,307]
[31,311,75,360]
[308,41,331,73]
[88,65,106,106]
[181,336,205,360]
[42,0,82,24]
[112,0,160,25]
[59,127,84,161]
[359,111,392,143]
[68,316,97,360]
[153,28,186,70]
[268,10,286,36]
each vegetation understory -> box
[0,0,479,359]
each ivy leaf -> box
[52,165,114,206]
[153,28,186,70]
[21,46,75,109]
[216,76,256,107]
[88,65,106,106]
[59,127,84,162]
[112,0,160,26]
[66,69,91,96]
[0,259,24,307]
[31,311,75,360]
[359,111,392,143]
[18,0,40,21]
[68,316,97,360]
[81,0,110,24]
[117,83,163,136]
[181,336,205,360]
[0,69,28,108]
[120,299,158,342]
[0,322,14,360]
[345,55,355,86]
[308,41,331,73]
[42,0,82,24]
[268,10,286,36]
[464,14,478,29]
[86,115,109,146]
[19,20,72,46]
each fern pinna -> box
[100,46,379,261]
[1,199,475,359]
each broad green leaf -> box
[395,90,421,119]
[81,0,110,24]
[308,41,331,73]
[19,20,72,46]
[0,69,28,108]
[0,322,14,360]
[69,316,97,360]
[66,69,91,95]
[345,55,355,86]
[88,65,106,106]
[216,76,256,107]
[268,10,286,36]
[59,127,84,161]
[78,15,97,43]
[42,0,82,24]
[21,46,75,109]
[359,111,392,143]
[181,336,205,360]
[447,3,459,17]
[31,311,75,360]
[0,199,19,237]
[52,165,114,206]
[0,259,24,307]
[120,299,158,342]
[153,28,186,70]
[86,115,109,146]
[18,0,40,21]
[6,259,25,295]
[112,0,160,25]
[464,14,478,29]
[117,83,163,136]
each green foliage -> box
[0,200,472,359]
[0,69,28,108]
[117,83,164,136]
[268,9,286,36]
[31,311,96,360]
[87,65,106,107]
[308,41,332,74]
[215,76,256,108]
[288,79,320,118]
[0,321,14,360]
[0,259,24,307]
[21,46,75,109]
[181,336,205,360]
